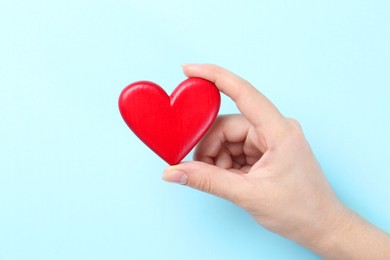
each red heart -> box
[118,78,221,165]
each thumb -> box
[162,161,246,203]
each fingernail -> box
[163,167,188,185]
[181,63,198,68]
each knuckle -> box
[194,175,213,193]
[286,118,302,131]
[278,118,307,148]
[286,118,304,136]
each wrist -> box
[312,205,357,257]
[294,199,353,256]
[310,205,390,259]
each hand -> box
[162,64,390,259]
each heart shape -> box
[118,78,221,165]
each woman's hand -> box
[163,64,390,259]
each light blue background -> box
[1,0,389,259]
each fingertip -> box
[181,63,199,74]
[181,63,198,68]
[162,166,188,185]
[193,152,214,165]
[181,63,220,77]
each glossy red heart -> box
[118,78,221,165]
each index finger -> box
[182,64,285,129]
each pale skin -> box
[162,64,390,259]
